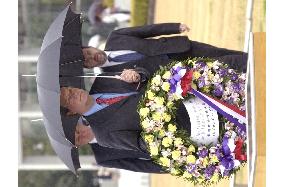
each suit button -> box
[160,38,167,42]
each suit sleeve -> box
[110,23,181,38]
[98,158,167,173]
[213,54,248,73]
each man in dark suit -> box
[81,23,247,73]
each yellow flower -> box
[210,155,219,164]
[162,71,171,80]
[174,138,183,146]
[188,145,196,153]
[186,155,196,164]
[202,85,210,93]
[166,101,174,108]
[147,90,155,100]
[182,171,192,179]
[144,134,154,143]
[193,71,201,80]
[154,97,164,105]
[150,145,159,156]
[159,157,170,167]
[171,150,181,160]
[202,157,209,167]
[141,120,150,129]
[210,173,219,183]
[207,71,214,81]
[158,129,166,137]
[162,137,173,147]
[139,107,149,117]
[152,75,162,86]
[168,124,177,132]
[162,82,170,92]
[163,113,171,122]
[173,94,182,100]
[152,112,162,121]
[207,62,213,68]
[170,168,180,175]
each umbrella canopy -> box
[37,3,84,174]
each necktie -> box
[96,95,128,105]
[108,52,145,62]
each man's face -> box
[75,124,95,146]
[60,87,93,115]
[82,47,107,67]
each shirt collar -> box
[83,94,102,116]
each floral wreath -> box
[138,58,247,186]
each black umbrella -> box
[37,3,84,174]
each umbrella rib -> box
[60,59,83,66]
[64,15,80,28]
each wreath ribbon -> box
[180,69,247,132]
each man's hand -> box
[119,69,141,83]
[179,23,190,33]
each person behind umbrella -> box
[81,23,247,73]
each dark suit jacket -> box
[102,23,248,73]
[90,143,165,173]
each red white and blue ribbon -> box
[189,89,247,132]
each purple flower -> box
[218,68,228,77]
[236,127,247,139]
[204,165,216,179]
[213,84,224,97]
[197,77,205,88]
[231,73,238,81]
[215,148,223,160]
[186,164,197,173]
[196,61,206,68]
[232,83,241,92]
[198,147,209,158]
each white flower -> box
[213,60,222,66]
[228,69,235,74]
[209,147,217,154]
[161,150,171,157]
[213,74,223,83]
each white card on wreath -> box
[182,97,219,146]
